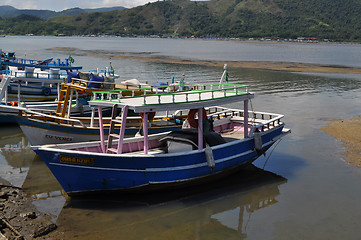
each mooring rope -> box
[262,138,283,170]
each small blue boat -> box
[0,53,82,71]
[33,80,290,196]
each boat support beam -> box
[244,99,249,138]
[198,108,204,150]
[98,106,105,153]
[143,112,149,154]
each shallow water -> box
[1,36,361,239]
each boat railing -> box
[248,114,284,136]
[65,77,114,91]
[2,57,73,67]
[207,106,284,136]
[2,69,67,80]
[21,108,87,127]
[87,68,117,77]
[90,82,250,105]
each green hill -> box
[1,0,361,41]
[0,5,126,20]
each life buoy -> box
[76,88,86,94]
[140,112,156,121]
[42,87,51,96]
[187,108,207,128]
[10,101,18,106]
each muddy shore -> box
[321,117,361,167]
[0,179,64,239]
[50,46,361,75]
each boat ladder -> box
[106,104,128,154]
[55,80,89,118]
[55,83,72,118]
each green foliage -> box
[0,14,75,35]
[1,0,361,41]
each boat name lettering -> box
[45,134,73,142]
[59,155,94,165]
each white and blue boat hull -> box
[34,125,286,195]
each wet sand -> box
[0,179,63,239]
[51,46,361,75]
[321,117,361,167]
[91,55,361,74]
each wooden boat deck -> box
[220,127,245,142]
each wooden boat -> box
[33,81,290,196]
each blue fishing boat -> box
[0,52,82,71]
[33,81,290,196]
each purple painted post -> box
[143,112,149,154]
[244,100,249,138]
[116,105,129,154]
[198,108,203,150]
[98,106,105,153]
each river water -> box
[1,36,361,239]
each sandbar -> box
[50,46,361,75]
[92,55,361,74]
[321,117,361,167]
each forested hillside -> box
[0,0,361,41]
[0,5,126,20]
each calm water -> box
[1,36,361,239]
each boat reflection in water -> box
[55,165,287,239]
[22,155,66,219]
[0,126,66,219]
[0,126,35,187]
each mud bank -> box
[50,47,361,75]
[321,117,361,167]
[0,178,64,240]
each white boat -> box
[0,66,120,123]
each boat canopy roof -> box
[89,82,254,113]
